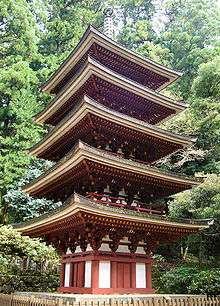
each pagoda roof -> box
[23,141,202,201]
[41,25,182,95]
[35,56,186,125]
[14,194,208,238]
[30,95,195,162]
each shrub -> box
[0,272,59,294]
[158,266,220,296]
[0,226,59,293]
[159,267,198,294]
[188,269,220,296]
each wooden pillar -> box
[78,261,85,288]
[146,262,152,289]
[60,261,65,288]
[91,260,99,290]
[111,261,117,289]
[69,263,73,287]
[131,262,136,289]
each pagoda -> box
[16,25,208,294]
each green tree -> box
[111,0,172,66]
[113,0,155,47]
[160,56,220,174]
[39,0,103,80]
[168,175,220,261]
[4,160,62,223]
[160,0,220,98]
[0,0,105,223]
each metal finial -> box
[103,7,114,38]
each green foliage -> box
[39,0,103,77]
[168,175,220,261]
[158,266,220,296]
[0,0,104,223]
[160,0,220,97]
[192,57,220,99]
[0,226,59,293]
[188,269,220,296]
[0,225,58,261]
[159,266,198,294]
[113,0,155,46]
[161,54,220,174]
[169,175,220,219]
[4,160,61,223]
[0,272,59,294]
[0,0,48,222]
[113,0,171,67]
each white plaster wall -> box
[64,263,71,287]
[84,261,92,288]
[136,263,146,288]
[99,261,111,288]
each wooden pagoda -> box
[16,25,208,294]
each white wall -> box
[99,261,111,288]
[84,261,92,288]
[136,263,146,288]
[64,263,71,287]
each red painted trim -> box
[63,250,149,258]
[62,252,152,264]
[91,260,99,289]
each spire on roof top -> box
[103,7,114,38]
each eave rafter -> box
[30,96,195,163]
[41,25,182,94]
[14,194,208,239]
[23,141,202,201]
[35,57,186,126]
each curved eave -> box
[35,56,187,125]
[30,95,195,158]
[15,194,208,236]
[23,141,201,195]
[41,25,182,94]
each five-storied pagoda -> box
[16,25,208,294]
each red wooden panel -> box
[123,263,131,288]
[117,263,124,288]
[72,263,78,287]
[77,262,85,288]
[111,261,117,288]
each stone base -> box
[59,251,154,294]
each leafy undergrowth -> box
[0,226,59,293]
[152,255,220,296]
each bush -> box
[158,266,220,296]
[159,267,198,294]
[0,272,59,294]
[188,269,220,296]
[0,226,59,293]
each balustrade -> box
[85,192,165,216]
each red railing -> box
[85,192,165,215]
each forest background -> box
[0,0,220,295]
